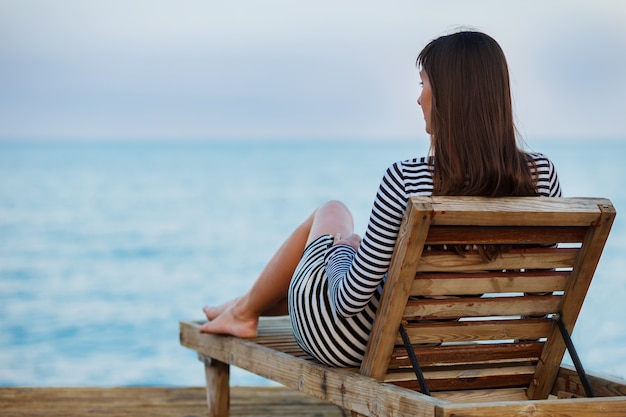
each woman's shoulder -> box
[524,151,562,197]
[525,151,555,165]
[386,157,434,195]
[524,151,559,174]
[389,156,432,171]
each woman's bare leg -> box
[203,296,288,320]
[202,298,240,320]
[199,200,354,337]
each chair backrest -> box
[359,196,615,400]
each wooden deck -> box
[0,386,347,416]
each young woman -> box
[199,30,562,367]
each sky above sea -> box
[0,0,625,142]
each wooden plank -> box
[387,365,536,391]
[9,385,624,417]
[403,295,561,320]
[358,199,433,381]
[419,196,608,226]
[180,320,446,416]
[426,225,586,245]
[554,365,626,398]
[389,342,544,369]
[416,247,578,272]
[387,366,537,384]
[432,387,528,403]
[436,396,626,417]
[0,386,347,417]
[398,318,552,344]
[411,271,569,296]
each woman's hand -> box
[333,233,362,251]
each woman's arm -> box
[325,162,409,318]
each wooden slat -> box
[411,271,569,296]
[421,196,607,226]
[554,365,626,398]
[425,226,586,245]
[416,248,578,272]
[389,342,544,369]
[437,396,626,417]
[397,318,553,344]
[432,387,529,403]
[403,295,562,320]
[0,386,347,417]
[386,366,537,383]
[387,365,536,391]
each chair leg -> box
[199,354,230,416]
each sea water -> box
[0,138,625,387]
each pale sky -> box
[1,0,625,141]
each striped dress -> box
[287,153,562,367]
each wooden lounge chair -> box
[180,196,626,416]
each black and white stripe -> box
[288,235,380,367]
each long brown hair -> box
[417,31,537,197]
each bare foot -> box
[203,297,239,320]
[199,303,259,338]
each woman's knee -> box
[309,200,354,240]
[314,200,353,227]
[317,200,352,217]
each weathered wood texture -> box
[553,366,626,398]
[181,197,625,417]
[436,396,626,417]
[358,196,616,402]
[0,386,347,417]
[180,319,445,417]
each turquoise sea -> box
[1,139,625,387]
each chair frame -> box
[180,196,626,416]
